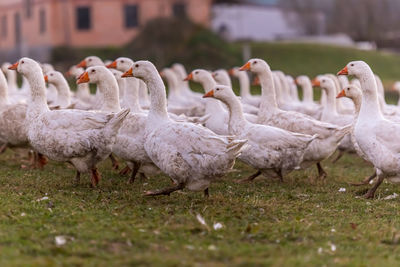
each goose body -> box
[123,61,247,195]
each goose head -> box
[312,76,335,92]
[184,69,212,84]
[337,61,371,77]
[296,75,310,87]
[107,57,134,72]
[40,63,54,75]
[45,71,65,85]
[336,85,362,101]
[121,60,158,81]
[203,85,234,102]
[212,69,231,86]
[239,58,270,75]
[1,62,11,73]
[76,56,104,68]
[77,66,113,84]
[66,65,84,79]
[8,57,42,77]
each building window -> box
[124,5,139,28]
[14,13,21,45]
[25,0,32,18]
[76,7,91,30]
[39,9,46,34]
[173,3,186,18]
[1,16,6,39]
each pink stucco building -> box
[0,0,212,62]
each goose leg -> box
[204,188,209,198]
[37,153,48,170]
[90,168,101,187]
[0,144,7,154]
[349,171,376,186]
[363,174,384,199]
[139,172,149,180]
[332,150,344,163]
[109,154,119,170]
[144,183,185,196]
[235,170,262,183]
[276,169,284,183]
[128,162,141,184]
[119,165,132,176]
[317,163,327,179]
[74,171,81,185]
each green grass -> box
[2,149,400,266]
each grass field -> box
[1,147,400,266]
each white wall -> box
[212,4,301,41]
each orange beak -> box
[76,71,89,84]
[76,59,87,68]
[294,79,299,85]
[121,68,133,78]
[8,62,18,70]
[106,61,117,69]
[252,76,260,86]
[336,89,346,98]
[239,62,251,71]
[203,90,214,98]
[228,69,234,76]
[65,71,71,77]
[311,78,321,87]
[44,75,48,82]
[337,66,348,76]
[184,73,193,81]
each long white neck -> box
[358,71,384,121]
[124,77,143,113]
[258,70,278,115]
[0,71,9,105]
[350,96,361,120]
[273,74,283,104]
[25,68,50,117]
[164,72,180,100]
[145,72,169,121]
[237,72,251,97]
[77,83,91,99]
[323,84,338,115]
[5,69,17,90]
[278,73,291,102]
[54,79,71,108]
[301,79,313,103]
[138,80,150,103]
[97,77,121,112]
[219,93,247,135]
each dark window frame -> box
[39,8,46,34]
[1,15,6,39]
[124,4,139,28]
[25,0,32,18]
[76,6,91,30]
[173,2,186,18]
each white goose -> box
[77,65,159,182]
[240,58,350,179]
[204,85,316,182]
[10,57,129,187]
[336,85,377,186]
[66,65,95,105]
[122,61,247,197]
[171,63,203,100]
[337,61,400,198]
[185,69,258,135]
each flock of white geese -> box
[0,56,399,199]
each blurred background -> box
[2,0,400,92]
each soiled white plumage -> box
[241,59,350,173]
[14,57,129,186]
[0,68,28,148]
[340,61,400,197]
[186,69,257,135]
[205,85,316,179]
[125,61,247,194]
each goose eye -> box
[91,69,95,73]
[195,71,199,75]
[50,74,53,76]
[216,88,220,91]
[88,59,92,62]
[350,64,354,67]
[253,61,257,64]
[135,64,139,68]
[121,60,124,63]
[21,61,24,64]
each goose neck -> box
[97,77,121,112]
[145,74,169,120]
[302,80,313,103]
[258,71,278,114]
[125,77,143,113]
[358,73,384,120]
[238,72,251,97]
[0,71,9,105]
[221,94,247,135]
